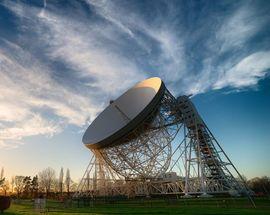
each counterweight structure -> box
[74,78,250,199]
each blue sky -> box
[0,0,269,181]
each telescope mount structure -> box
[74,77,251,201]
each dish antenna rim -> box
[82,77,165,149]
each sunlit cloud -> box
[0,115,60,149]
[0,0,269,148]
[0,39,98,148]
[214,51,270,89]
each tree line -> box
[247,176,270,196]
[0,166,269,198]
[0,167,77,199]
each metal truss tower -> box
[75,83,253,206]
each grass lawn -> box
[4,197,270,215]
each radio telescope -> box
[75,77,251,200]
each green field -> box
[4,197,270,215]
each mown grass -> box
[4,197,270,215]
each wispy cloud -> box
[0,38,98,148]
[216,4,267,53]
[87,0,186,84]
[0,0,269,148]
[184,1,270,95]
[214,51,270,89]
[0,115,59,149]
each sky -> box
[0,0,269,181]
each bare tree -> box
[0,167,4,187]
[30,175,39,198]
[0,168,7,196]
[59,167,64,195]
[0,178,4,187]
[23,176,31,198]
[14,176,25,198]
[39,167,56,196]
[70,182,78,193]
[0,167,4,180]
[248,176,270,195]
[10,176,15,193]
[1,179,9,196]
[65,168,71,196]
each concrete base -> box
[182,194,193,198]
[199,193,213,198]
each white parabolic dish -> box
[83,77,165,149]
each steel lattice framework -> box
[99,88,179,179]
[74,89,253,205]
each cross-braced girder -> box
[74,92,253,207]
